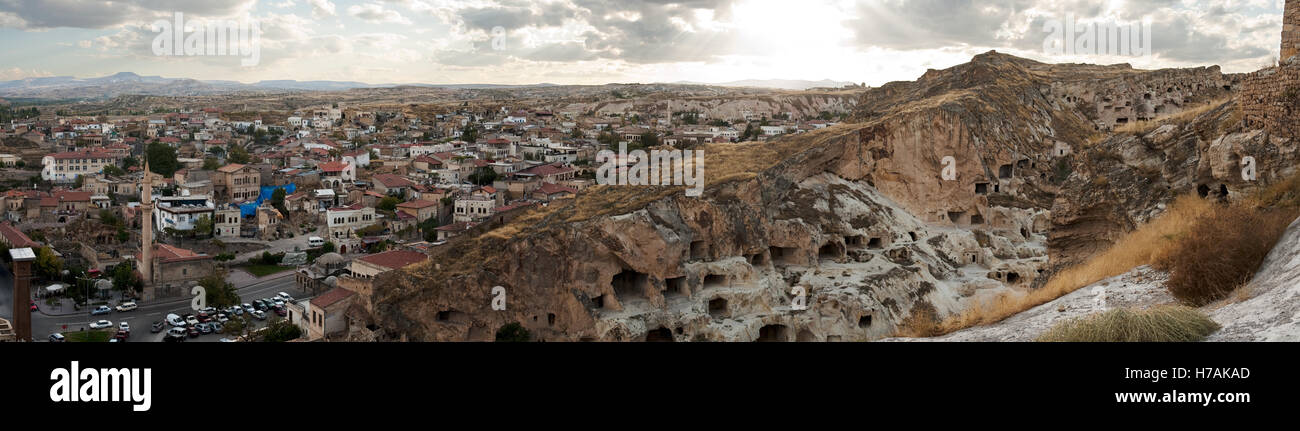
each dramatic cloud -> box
[0,0,256,29]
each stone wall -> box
[1240,63,1300,137]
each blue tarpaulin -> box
[238,183,296,217]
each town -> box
[0,95,848,342]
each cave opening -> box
[664,277,687,298]
[818,242,844,260]
[859,315,873,328]
[970,214,985,224]
[756,324,790,342]
[703,274,728,290]
[769,246,799,265]
[975,182,988,194]
[612,269,649,303]
[1197,184,1210,198]
[868,237,883,249]
[1006,272,1021,284]
[645,327,675,342]
[690,240,708,260]
[999,164,1013,179]
[708,297,729,318]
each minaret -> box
[1284,0,1300,62]
[139,160,153,286]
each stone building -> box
[144,243,215,300]
[214,163,261,203]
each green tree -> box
[121,156,138,169]
[202,157,221,170]
[145,142,180,176]
[495,322,531,342]
[112,262,140,292]
[199,271,240,309]
[102,165,126,176]
[34,246,62,280]
[461,124,479,143]
[227,145,251,164]
[261,317,303,342]
[193,214,214,238]
[468,166,498,186]
[377,196,401,212]
[271,188,288,215]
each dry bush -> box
[1153,204,1295,306]
[894,302,943,337]
[1113,97,1229,135]
[1036,306,1220,342]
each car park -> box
[89,320,112,329]
[90,306,111,316]
[151,321,165,333]
[115,302,138,312]
[49,333,65,342]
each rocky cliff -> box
[369,51,1245,341]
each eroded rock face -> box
[368,52,1248,342]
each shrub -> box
[494,322,531,342]
[1153,204,1294,305]
[1037,306,1220,342]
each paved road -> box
[230,227,323,264]
[23,270,316,342]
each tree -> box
[461,124,478,143]
[122,156,138,169]
[495,322,531,342]
[261,317,303,342]
[34,246,62,280]
[202,157,221,170]
[321,241,336,253]
[468,166,498,186]
[377,196,401,212]
[145,142,180,176]
[198,271,240,309]
[227,145,251,164]
[192,214,214,238]
[112,262,140,292]
[271,188,288,215]
[102,165,126,177]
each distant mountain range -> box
[0,72,854,101]
[672,79,858,90]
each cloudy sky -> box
[0,0,1288,86]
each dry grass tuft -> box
[1036,305,1220,342]
[1113,97,1229,135]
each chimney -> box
[10,247,36,342]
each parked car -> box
[273,306,287,317]
[90,306,111,316]
[210,321,224,333]
[166,313,185,327]
[118,321,130,332]
[115,302,138,312]
[187,327,201,337]
[216,313,229,323]
[113,331,128,341]
[251,310,267,320]
[151,321,165,333]
[241,303,253,312]
[196,323,213,334]
[197,312,212,323]
[89,320,112,329]
[186,315,200,326]
[49,333,65,342]
[166,327,187,340]
[231,306,245,316]
[277,292,294,302]
[272,299,285,308]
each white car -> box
[115,302,138,312]
[118,321,130,332]
[231,306,245,316]
[277,292,293,302]
[89,320,112,329]
[166,313,185,327]
[186,316,200,326]
[250,310,267,320]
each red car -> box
[197,312,212,323]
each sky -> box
[0,0,1289,86]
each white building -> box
[154,195,215,233]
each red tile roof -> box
[154,244,210,263]
[396,199,437,209]
[0,222,39,248]
[356,250,428,270]
[319,161,349,172]
[372,174,415,188]
[535,182,577,196]
[310,287,357,308]
[216,163,247,173]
